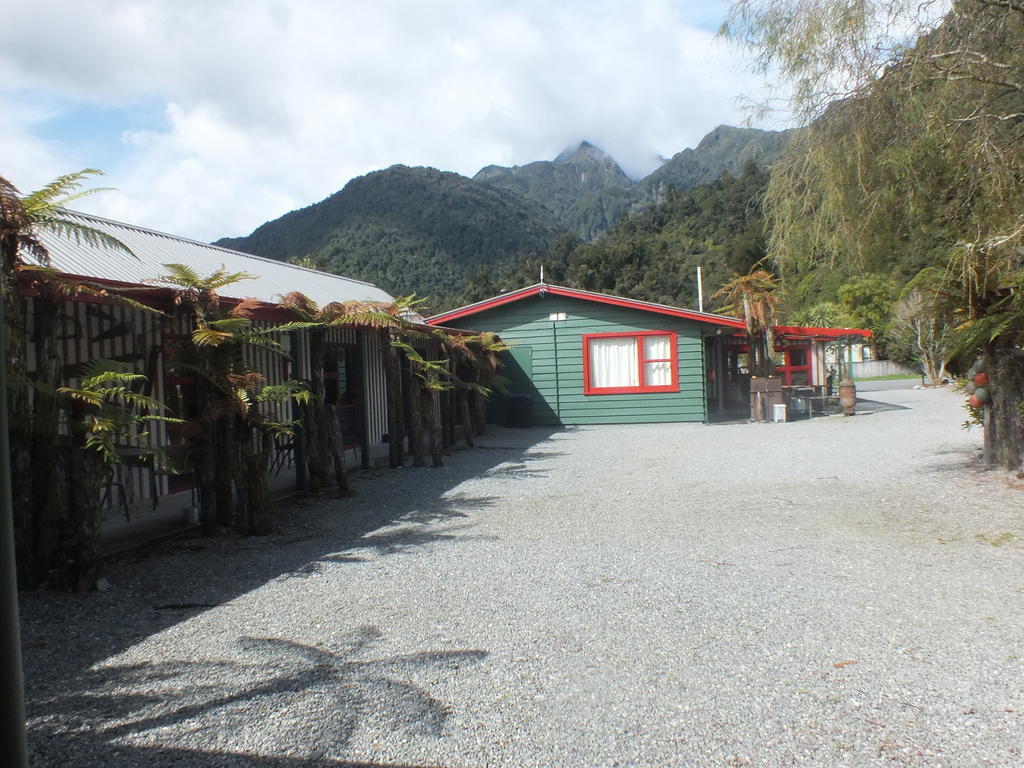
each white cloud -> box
[0,0,780,241]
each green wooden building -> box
[428,284,745,425]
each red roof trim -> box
[774,325,873,340]
[427,284,746,329]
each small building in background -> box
[428,283,745,425]
[429,284,873,425]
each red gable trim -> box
[774,325,874,340]
[427,284,746,329]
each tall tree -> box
[154,265,312,535]
[0,171,159,588]
[723,0,1024,468]
[713,269,782,376]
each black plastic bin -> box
[504,394,533,428]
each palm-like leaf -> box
[2,169,136,267]
[17,264,158,313]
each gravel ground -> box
[19,385,1024,767]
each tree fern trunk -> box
[470,370,486,437]
[325,406,349,494]
[409,373,425,467]
[459,389,474,448]
[249,430,274,534]
[215,417,235,528]
[30,297,64,586]
[439,358,452,455]
[304,328,330,494]
[193,436,219,536]
[423,386,443,467]
[67,400,104,590]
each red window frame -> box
[582,331,679,395]
[774,343,811,386]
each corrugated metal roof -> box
[32,210,395,306]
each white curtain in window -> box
[590,336,638,388]
[643,335,671,386]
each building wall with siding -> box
[363,330,389,447]
[461,295,709,425]
[23,299,393,509]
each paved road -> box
[20,386,1024,766]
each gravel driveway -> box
[19,385,1024,767]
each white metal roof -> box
[32,211,396,306]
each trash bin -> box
[772,403,787,423]
[504,394,533,428]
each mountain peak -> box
[554,140,609,165]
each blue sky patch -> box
[33,99,168,171]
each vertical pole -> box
[551,321,560,421]
[0,283,30,768]
[697,267,704,313]
[715,336,725,414]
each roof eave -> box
[427,283,746,330]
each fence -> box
[849,360,917,378]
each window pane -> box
[644,361,671,386]
[789,348,808,367]
[590,337,638,388]
[643,334,670,360]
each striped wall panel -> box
[363,331,388,446]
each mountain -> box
[215,125,792,306]
[474,141,634,240]
[474,126,791,240]
[214,165,561,308]
[458,162,772,310]
[636,125,793,203]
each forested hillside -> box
[474,141,634,240]
[458,162,770,310]
[473,126,790,240]
[214,165,561,308]
[216,125,791,310]
[635,124,792,203]
[721,0,1024,468]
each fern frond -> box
[40,219,137,257]
[21,169,104,210]
[251,321,322,335]
[156,263,204,287]
[191,328,232,347]
[207,317,252,333]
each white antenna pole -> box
[540,264,544,283]
[697,266,704,313]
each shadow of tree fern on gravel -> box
[353,523,495,555]
[29,627,487,762]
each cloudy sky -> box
[0,0,780,242]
